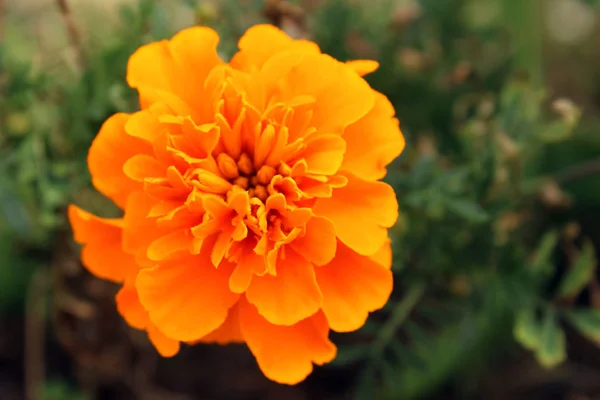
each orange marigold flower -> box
[68,24,405,384]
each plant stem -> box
[555,158,600,184]
[0,0,4,43]
[371,283,426,357]
[25,268,49,400]
[502,0,544,86]
[56,0,86,70]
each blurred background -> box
[2,0,600,399]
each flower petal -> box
[313,173,398,256]
[122,191,164,257]
[194,302,244,345]
[127,26,222,112]
[123,154,165,182]
[87,113,150,208]
[341,91,405,180]
[116,282,180,357]
[146,229,194,261]
[230,24,320,71]
[346,59,379,76]
[290,216,337,266]
[136,237,239,341]
[229,246,266,293]
[116,283,148,330]
[296,134,346,176]
[278,53,375,134]
[316,242,393,332]
[68,205,137,283]
[147,324,180,357]
[371,238,393,270]
[245,249,322,326]
[125,103,172,144]
[239,299,336,385]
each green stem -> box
[555,158,600,184]
[371,283,426,357]
[502,0,544,86]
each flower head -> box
[69,24,405,384]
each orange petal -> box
[122,191,165,257]
[230,24,320,72]
[290,217,337,266]
[341,91,405,180]
[123,154,164,181]
[68,205,137,283]
[116,283,148,330]
[125,103,173,144]
[229,244,266,293]
[194,302,244,345]
[316,242,393,332]
[277,53,375,134]
[116,282,180,357]
[245,249,322,325]
[313,173,398,256]
[296,134,346,176]
[170,117,221,159]
[371,238,393,270]
[127,27,222,112]
[87,113,149,209]
[211,228,237,267]
[136,237,239,341]
[147,324,180,357]
[239,299,336,385]
[346,59,379,76]
[146,229,194,261]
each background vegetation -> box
[3,0,600,399]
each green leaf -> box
[381,360,401,393]
[0,228,36,311]
[514,307,542,351]
[581,0,600,9]
[443,198,489,223]
[536,121,576,143]
[354,362,377,400]
[432,169,469,194]
[409,156,435,188]
[515,307,566,369]
[43,379,88,400]
[530,230,559,275]
[557,241,596,298]
[566,309,600,346]
[0,182,32,237]
[536,310,566,369]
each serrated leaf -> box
[566,309,600,346]
[514,307,542,351]
[443,197,488,223]
[530,230,559,275]
[536,310,566,369]
[557,241,596,298]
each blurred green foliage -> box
[2,0,600,398]
[42,380,87,400]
